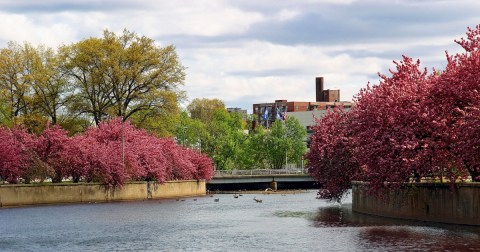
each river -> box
[1,190,479,251]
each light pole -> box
[182,126,187,146]
[121,116,125,166]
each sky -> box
[1,0,479,113]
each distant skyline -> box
[1,0,479,112]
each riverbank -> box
[352,182,480,226]
[0,180,206,207]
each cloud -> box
[241,1,480,46]
[180,40,388,110]
[1,0,479,113]
[0,0,145,13]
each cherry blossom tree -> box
[0,127,32,183]
[348,56,453,193]
[308,25,480,199]
[431,24,480,181]
[60,135,89,183]
[0,117,214,187]
[305,108,358,202]
[34,124,70,183]
[182,147,214,180]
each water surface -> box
[1,191,479,251]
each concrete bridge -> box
[207,169,317,191]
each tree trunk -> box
[469,168,480,182]
[52,173,62,183]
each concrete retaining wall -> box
[352,182,480,225]
[0,180,206,207]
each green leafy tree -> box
[59,37,110,125]
[262,117,307,169]
[59,29,185,125]
[30,45,71,125]
[58,116,92,136]
[175,111,208,149]
[264,120,289,169]
[187,98,225,124]
[0,96,13,127]
[0,42,35,123]
[285,117,307,166]
[0,42,67,132]
[130,90,183,137]
[203,109,245,170]
[236,126,269,169]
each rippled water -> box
[1,190,479,251]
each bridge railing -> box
[214,168,308,177]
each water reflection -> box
[358,227,478,251]
[311,203,480,251]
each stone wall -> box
[352,182,480,225]
[0,180,206,207]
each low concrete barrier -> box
[352,182,480,225]
[0,180,206,207]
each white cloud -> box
[181,40,389,109]
[0,0,479,113]
[0,13,80,47]
[109,1,265,37]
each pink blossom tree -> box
[183,147,214,181]
[82,118,141,187]
[0,127,32,183]
[128,134,168,183]
[79,118,213,187]
[60,135,90,183]
[431,24,480,181]
[307,25,480,199]
[161,139,196,180]
[34,124,70,183]
[0,116,215,186]
[348,56,457,193]
[305,108,359,202]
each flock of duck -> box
[175,193,264,203]
[211,193,263,203]
[176,189,299,203]
[176,188,304,203]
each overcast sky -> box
[1,0,479,112]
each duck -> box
[253,197,263,203]
[214,198,220,202]
[234,194,239,198]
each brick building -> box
[253,77,353,128]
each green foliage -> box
[0,30,185,137]
[58,29,186,125]
[250,117,307,169]
[187,98,225,124]
[235,126,268,169]
[175,111,208,148]
[264,120,289,169]
[0,96,13,127]
[183,101,308,170]
[285,117,308,166]
[58,116,92,136]
[130,90,183,137]
[204,109,245,170]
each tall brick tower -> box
[316,77,340,102]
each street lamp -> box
[121,116,125,166]
[182,126,187,146]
